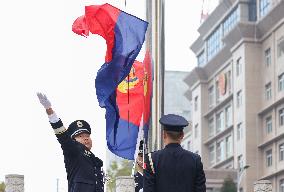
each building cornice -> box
[211,155,234,169]
[204,94,233,118]
[258,132,284,149]
[258,97,284,116]
[204,125,234,145]
[260,168,284,180]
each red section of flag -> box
[116,60,145,126]
[72,4,120,62]
[143,51,152,125]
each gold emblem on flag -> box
[143,72,148,96]
[118,66,139,93]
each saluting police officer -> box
[134,140,144,192]
[144,114,206,192]
[37,93,104,192]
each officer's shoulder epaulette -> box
[94,156,103,167]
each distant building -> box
[186,0,284,191]
[164,70,194,152]
[164,70,191,134]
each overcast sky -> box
[0,0,217,191]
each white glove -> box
[37,92,52,109]
[139,189,143,192]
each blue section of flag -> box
[95,11,148,159]
[107,119,139,160]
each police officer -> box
[37,93,104,192]
[134,140,144,192]
[144,114,206,192]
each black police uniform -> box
[143,114,206,192]
[134,171,143,192]
[50,119,104,192]
[134,140,144,192]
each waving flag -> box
[142,51,152,141]
[109,51,153,160]
[72,4,148,159]
[112,60,145,159]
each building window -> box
[280,108,284,126]
[280,179,284,192]
[209,145,215,165]
[259,0,270,18]
[238,155,243,170]
[236,57,242,76]
[279,73,284,91]
[217,140,225,162]
[225,105,232,127]
[216,111,224,133]
[265,82,272,100]
[194,96,198,111]
[237,90,242,108]
[226,70,232,93]
[279,144,284,161]
[278,38,284,58]
[197,51,205,67]
[194,124,198,138]
[266,149,272,167]
[208,86,214,108]
[216,81,220,103]
[265,48,271,67]
[207,26,222,61]
[208,118,214,137]
[237,122,243,141]
[187,141,191,151]
[223,8,239,35]
[226,135,232,157]
[265,116,272,134]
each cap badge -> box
[77,121,83,128]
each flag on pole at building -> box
[111,51,153,160]
[112,60,145,159]
[142,50,152,141]
[72,3,148,159]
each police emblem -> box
[77,121,83,128]
[84,150,91,157]
[117,66,139,93]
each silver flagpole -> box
[146,0,165,151]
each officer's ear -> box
[180,131,184,140]
[162,130,167,140]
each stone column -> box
[254,180,272,192]
[116,176,135,192]
[5,174,24,192]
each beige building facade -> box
[185,0,284,191]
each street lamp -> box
[237,165,250,192]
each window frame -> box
[265,82,272,100]
[280,108,284,127]
[237,90,242,108]
[265,116,272,134]
[265,47,271,67]
[279,143,284,161]
[266,149,273,167]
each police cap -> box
[159,114,188,132]
[68,120,91,138]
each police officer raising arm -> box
[144,114,206,192]
[37,93,104,192]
